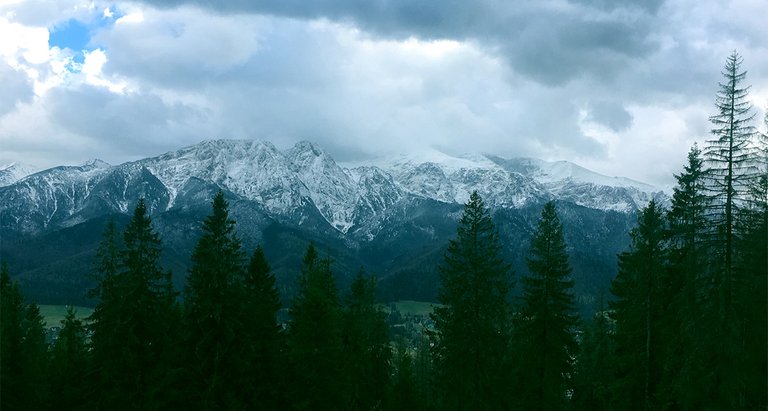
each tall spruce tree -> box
[516,201,578,411]
[89,199,179,409]
[430,191,513,410]
[183,191,251,409]
[663,145,708,409]
[1,264,50,410]
[241,245,285,408]
[610,200,666,411]
[700,51,760,410]
[342,268,391,410]
[287,244,345,409]
[703,50,757,307]
[86,219,121,409]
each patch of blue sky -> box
[50,19,91,56]
[49,6,124,66]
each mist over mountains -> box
[0,139,665,311]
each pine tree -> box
[89,199,179,409]
[516,201,578,411]
[86,219,121,409]
[287,244,345,409]
[92,219,120,297]
[183,191,251,409]
[18,302,50,410]
[241,245,285,408]
[1,263,25,409]
[50,306,88,409]
[700,51,760,410]
[342,267,391,410]
[430,191,513,410]
[704,50,758,275]
[1,264,50,410]
[610,200,666,411]
[662,145,708,409]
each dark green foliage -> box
[89,199,180,409]
[431,191,513,410]
[1,263,25,409]
[572,308,614,411]
[734,144,767,409]
[389,338,422,410]
[287,244,345,409]
[662,145,709,409]
[86,219,120,408]
[610,201,666,411]
[241,245,286,408]
[414,331,436,409]
[1,264,50,411]
[18,302,50,410]
[183,191,253,409]
[49,306,89,409]
[668,145,708,262]
[516,201,578,411]
[342,268,391,410]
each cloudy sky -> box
[1,0,766,187]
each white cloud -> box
[80,48,127,93]
[115,10,143,25]
[0,16,48,64]
[0,0,766,188]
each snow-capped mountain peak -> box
[285,141,358,232]
[366,149,665,212]
[0,139,667,236]
[143,139,306,213]
[81,159,111,170]
[498,157,656,192]
[0,162,40,187]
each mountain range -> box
[0,139,666,313]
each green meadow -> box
[39,305,94,328]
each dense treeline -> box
[1,52,766,410]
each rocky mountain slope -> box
[0,139,664,312]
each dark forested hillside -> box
[1,198,633,314]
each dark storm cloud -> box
[569,0,665,13]
[586,100,633,132]
[132,0,489,38]
[133,0,662,86]
[500,14,655,86]
[0,62,34,116]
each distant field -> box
[38,305,94,328]
[393,300,442,316]
[38,302,437,327]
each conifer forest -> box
[1,53,766,411]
